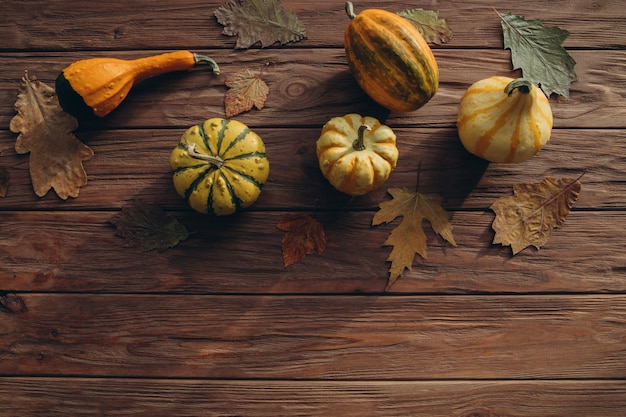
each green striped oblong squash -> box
[344,2,439,112]
[169,118,270,215]
[457,77,553,164]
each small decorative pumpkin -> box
[316,113,398,196]
[56,50,220,119]
[170,118,270,216]
[457,77,553,163]
[343,2,439,112]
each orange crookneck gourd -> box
[55,50,220,119]
[457,76,553,163]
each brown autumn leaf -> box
[491,176,582,255]
[9,72,94,199]
[110,200,191,252]
[277,213,327,267]
[224,67,270,118]
[372,188,457,291]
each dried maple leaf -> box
[9,72,93,199]
[214,0,307,49]
[498,11,577,98]
[110,200,191,252]
[491,176,582,255]
[398,8,452,45]
[225,67,269,118]
[372,188,457,291]
[277,213,326,267]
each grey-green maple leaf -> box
[398,8,452,45]
[215,0,306,49]
[499,11,577,98]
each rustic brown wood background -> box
[1,0,625,415]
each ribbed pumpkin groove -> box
[170,118,270,215]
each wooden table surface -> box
[1,0,625,415]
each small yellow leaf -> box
[373,188,456,291]
[491,176,582,254]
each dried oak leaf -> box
[491,176,582,255]
[373,188,457,291]
[110,200,191,252]
[225,67,269,118]
[9,72,93,199]
[398,8,452,45]
[498,11,577,98]
[277,213,327,267]
[214,0,307,49]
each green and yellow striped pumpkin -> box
[343,2,439,112]
[169,118,270,215]
[457,77,553,164]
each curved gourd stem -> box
[345,2,356,19]
[504,78,534,96]
[193,53,221,75]
[352,125,371,151]
[186,144,224,169]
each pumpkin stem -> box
[504,79,534,96]
[345,2,356,19]
[352,125,371,151]
[193,54,221,75]
[185,144,224,168]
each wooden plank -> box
[0,127,623,211]
[2,378,626,417]
[2,294,626,379]
[1,211,624,294]
[0,0,622,50]
[1,50,624,130]
[1,208,625,294]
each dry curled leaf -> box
[373,188,457,291]
[110,200,191,252]
[277,213,327,267]
[498,11,577,98]
[215,0,307,49]
[225,67,269,117]
[9,72,93,199]
[491,176,583,255]
[398,8,452,45]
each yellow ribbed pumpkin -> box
[170,118,269,216]
[316,113,398,196]
[457,77,553,163]
[343,2,439,112]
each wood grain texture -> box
[0,211,624,294]
[0,0,625,414]
[2,379,626,417]
[0,0,623,50]
[2,294,626,379]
